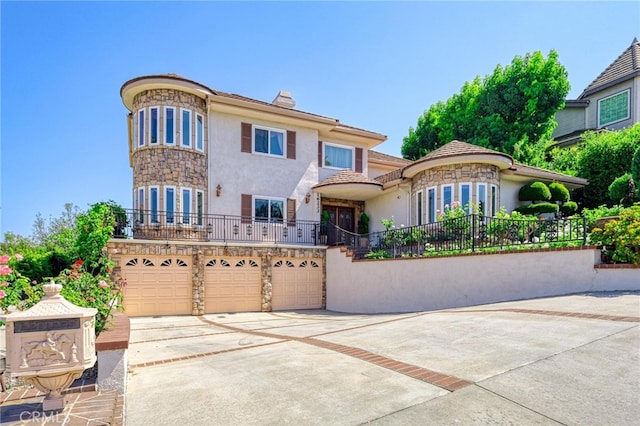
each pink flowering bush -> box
[0,254,43,316]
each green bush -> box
[632,148,640,193]
[548,182,570,203]
[560,201,578,216]
[582,205,625,230]
[589,203,640,264]
[358,212,370,234]
[514,202,558,215]
[518,181,551,202]
[609,173,637,207]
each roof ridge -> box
[579,37,640,98]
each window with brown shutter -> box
[355,147,363,173]
[241,194,252,223]
[287,198,296,227]
[318,141,323,167]
[286,131,296,159]
[241,122,252,153]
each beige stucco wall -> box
[208,111,320,221]
[498,178,522,213]
[365,186,410,233]
[326,247,640,314]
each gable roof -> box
[579,37,640,98]
[368,150,412,167]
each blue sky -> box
[1,1,639,239]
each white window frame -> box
[252,124,286,158]
[415,190,423,226]
[165,186,176,225]
[427,186,436,223]
[491,184,498,217]
[181,187,192,225]
[459,182,472,213]
[164,106,175,145]
[149,107,159,145]
[476,183,487,217]
[195,113,204,152]
[253,195,286,223]
[133,113,138,149]
[181,109,192,148]
[137,109,145,147]
[137,187,145,224]
[441,184,453,213]
[598,89,630,127]
[322,142,354,170]
[149,186,159,224]
[196,190,204,226]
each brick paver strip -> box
[456,308,640,322]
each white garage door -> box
[204,257,261,313]
[121,256,192,317]
[272,258,323,310]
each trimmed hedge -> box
[514,202,559,215]
[560,201,578,216]
[518,181,551,202]
[548,182,570,203]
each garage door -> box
[204,257,261,313]
[272,258,323,310]
[121,256,192,317]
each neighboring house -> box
[552,37,640,147]
[115,74,587,318]
[121,73,587,237]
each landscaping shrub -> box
[589,203,640,264]
[632,148,640,194]
[608,173,637,207]
[560,201,578,216]
[514,202,558,215]
[582,205,625,230]
[518,181,551,202]
[548,182,570,203]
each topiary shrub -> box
[560,201,578,216]
[548,182,570,203]
[514,202,559,215]
[609,173,637,207]
[518,181,551,202]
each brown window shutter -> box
[241,194,252,224]
[241,122,252,153]
[318,141,323,167]
[355,147,363,173]
[286,131,296,159]
[287,198,296,227]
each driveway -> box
[125,292,639,425]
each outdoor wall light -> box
[216,184,222,197]
[305,192,311,204]
[206,223,213,234]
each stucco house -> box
[552,37,640,147]
[113,74,587,317]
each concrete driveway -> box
[125,292,639,425]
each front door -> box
[324,206,354,245]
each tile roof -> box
[313,170,383,189]
[580,37,640,98]
[416,140,513,163]
[368,150,412,167]
[511,162,588,184]
[374,169,403,185]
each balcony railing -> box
[112,209,322,245]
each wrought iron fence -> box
[346,214,587,259]
[113,209,321,245]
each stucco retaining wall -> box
[326,247,640,314]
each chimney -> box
[272,90,296,109]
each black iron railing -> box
[112,209,322,245]
[343,214,587,259]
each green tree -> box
[402,51,569,160]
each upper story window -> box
[196,113,204,151]
[254,126,285,157]
[164,107,175,145]
[323,143,353,169]
[181,109,192,147]
[254,197,284,223]
[137,109,145,147]
[598,89,630,127]
[150,107,159,145]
